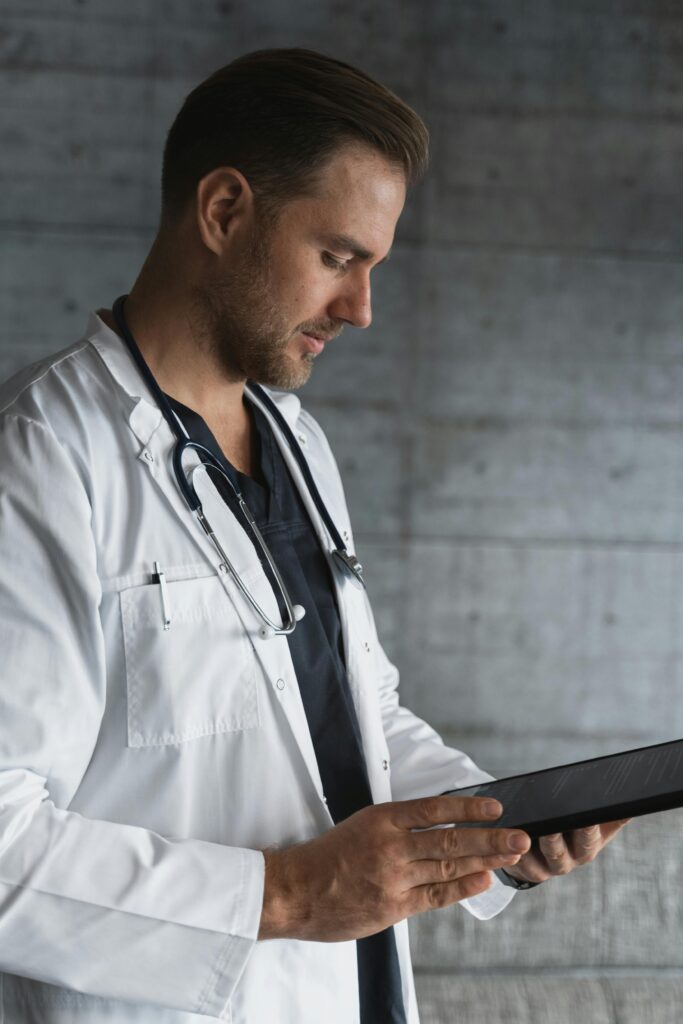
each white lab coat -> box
[0,313,513,1023]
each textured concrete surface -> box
[2,2,683,1020]
[411,812,683,970]
[414,975,683,1024]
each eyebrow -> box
[323,233,392,265]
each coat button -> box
[276,678,285,691]
[218,563,229,574]
[382,759,389,771]
[143,450,154,463]
[364,641,371,652]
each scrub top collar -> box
[85,311,304,449]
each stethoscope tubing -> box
[111,295,364,638]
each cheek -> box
[283,281,327,330]
[266,249,332,325]
[283,333,307,363]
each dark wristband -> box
[496,868,541,891]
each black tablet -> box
[444,737,683,837]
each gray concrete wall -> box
[2,2,682,1021]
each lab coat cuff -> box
[233,847,266,942]
[197,848,265,1019]
[460,872,516,920]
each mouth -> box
[300,331,330,355]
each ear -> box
[196,167,253,256]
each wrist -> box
[258,849,288,940]
[258,847,313,940]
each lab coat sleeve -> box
[367,603,516,919]
[300,409,515,920]
[0,414,264,1017]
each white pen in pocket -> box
[152,561,171,630]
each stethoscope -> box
[112,295,365,640]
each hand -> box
[258,796,530,942]
[502,818,632,885]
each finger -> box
[390,795,503,831]
[568,819,630,860]
[537,832,573,874]
[405,823,531,861]
[505,848,553,884]
[568,824,602,862]
[407,852,522,888]
[406,870,494,916]
[599,818,632,840]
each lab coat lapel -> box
[244,388,390,794]
[245,389,394,805]
[244,386,359,677]
[89,313,278,584]
[140,426,330,811]
[89,317,328,807]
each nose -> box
[329,271,372,330]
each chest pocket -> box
[120,573,259,747]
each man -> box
[0,48,627,1022]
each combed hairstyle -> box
[160,47,429,225]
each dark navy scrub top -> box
[165,392,407,1024]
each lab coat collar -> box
[87,312,333,809]
[85,311,303,444]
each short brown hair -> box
[160,47,429,224]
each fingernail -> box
[483,800,502,818]
[509,834,528,851]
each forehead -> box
[278,144,406,254]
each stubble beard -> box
[192,229,314,392]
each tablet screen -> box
[445,737,683,836]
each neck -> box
[100,235,247,427]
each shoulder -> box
[0,329,122,496]
[0,334,110,438]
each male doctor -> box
[0,48,627,1023]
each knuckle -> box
[421,797,442,820]
[443,828,461,856]
[440,859,458,882]
[553,862,572,876]
[426,883,448,910]
[379,842,402,879]
[406,797,438,828]
[457,797,476,820]
[360,805,380,830]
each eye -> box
[322,252,349,272]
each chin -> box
[253,356,312,392]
